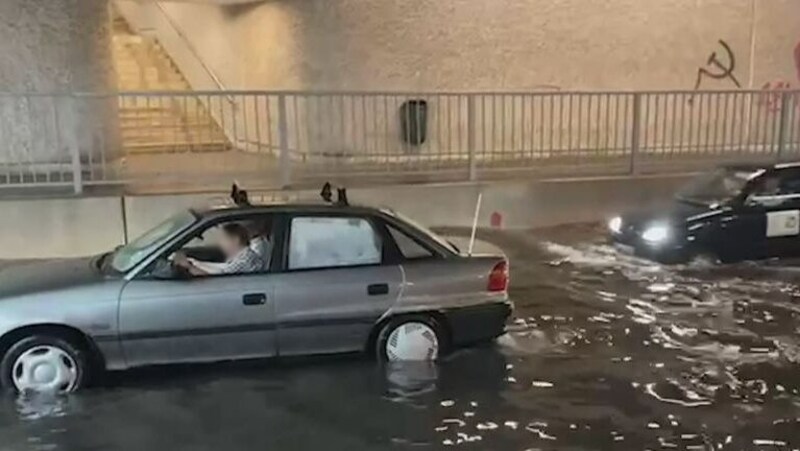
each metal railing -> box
[1,89,799,194]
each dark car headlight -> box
[641,224,671,245]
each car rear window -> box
[381,209,458,254]
[288,216,382,270]
[387,225,434,260]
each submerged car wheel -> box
[0,335,88,394]
[376,315,447,362]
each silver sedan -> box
[0,204,511,393]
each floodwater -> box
[3,225,800,450]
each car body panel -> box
[0,258,126,369]
[0,258,106,299]
[390,256,508,314]
[118,274,279,366]
[392,256,511,345]
[273,264,403,356]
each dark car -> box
[609,162,800,264]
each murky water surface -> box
[2,226,800,450]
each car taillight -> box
[488,260,509,292]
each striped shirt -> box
[189,247,264,275]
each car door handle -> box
[243,293,267,306]
[367,283,389,296]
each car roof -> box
[714,161,800,173]
[773,161,800,170]
[192,202,388,220]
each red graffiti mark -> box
[759,81,792,113]
[490,212,503,229]
[758,40,800,113]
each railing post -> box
[776,91,791,163]
[67,96,83,195]
[629,93,642,175]
[277,94,291,188]
[70,144,83,195]
[467,94,477,181]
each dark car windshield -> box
[676,168,759,206]
[111,211,197,273]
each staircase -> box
[112,14,230,154]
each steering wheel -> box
[172,262,191,279]
[149,257,189,279]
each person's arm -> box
[173,253,216,277]
[185,262,210,277]
[187,258,227,275]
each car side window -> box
[387,225,434,260]
[288,216,382,270]
[142,214,276,280]
[779,172,800,196]
[749,171,800,208]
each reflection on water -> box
[3,225,800,450]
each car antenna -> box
[467,192,483,256]
[230,181,251,207]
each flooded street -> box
[2,225,800,450]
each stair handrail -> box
[153,2,235,105]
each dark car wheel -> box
[375,315,448,361]
[0,335,89,394]
[688,252,720,266]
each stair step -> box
[121,132,227,141]
[122,137,229,145]
[113,36,144,45]
[118,106,173,113]
[123,141,231,153]
[119,119,220,127]
[121,128,227,137]
[118,109,210,117]
[120,120,221,128]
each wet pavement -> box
[2,225,800,450]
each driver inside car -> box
[173,223,264,276]
[248,219,273,270]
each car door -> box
[725,169,800,260]
[118,219,278,367]
[272,214,403,356]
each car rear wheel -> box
[0,335,88,394]
[376,315,448,361]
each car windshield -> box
[384,209,458,254]
[677,168,758,206]
[111,211,197,273]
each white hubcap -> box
[12,346,78,393]
[386,322,439,361]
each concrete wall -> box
[0,175,691,259]
[0,0,119,165]
[0,197,125,259]
[122,0,799,92]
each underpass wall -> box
[0,197,125,258]
[0,174,692,259]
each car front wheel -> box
[376,315,448,362]
[0,335,88,394]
